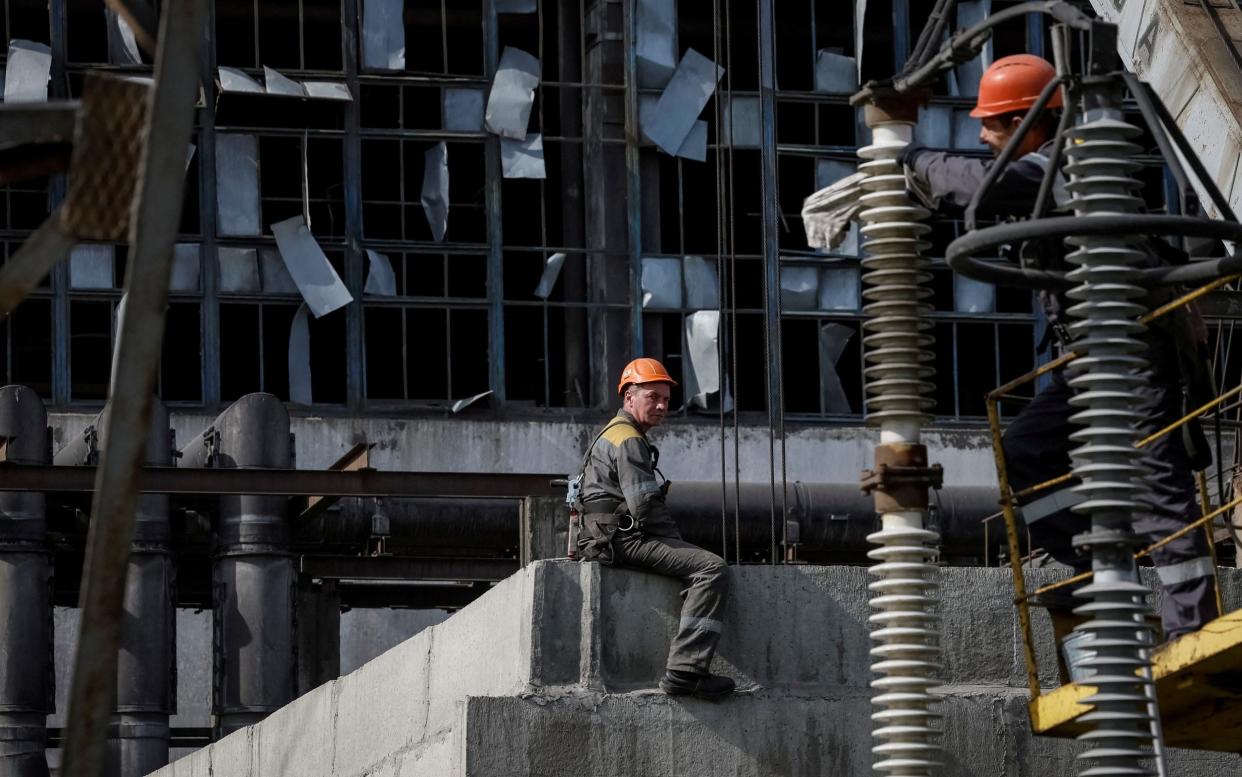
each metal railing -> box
[986,273,1240,700]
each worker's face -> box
[624,383,671,430]
[979,115,1021,156]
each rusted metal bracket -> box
[860,443,944,512]
[298,442,375,524]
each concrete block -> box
[255,680,337,777]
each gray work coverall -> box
[908,143,1219,639]
[577,410,729,673]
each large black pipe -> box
[324,482,1001,557]
[179,393,296,737]
[0,385,52,777]
[55,402,176,777]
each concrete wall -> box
[145,562,1242,777]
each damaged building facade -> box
[5,0,1242,774]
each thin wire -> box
[713,0,728,563]
[756,0,780,564]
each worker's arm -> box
[905,148,1047,219]
[615,438,672,525]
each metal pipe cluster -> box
[857,117,943,776]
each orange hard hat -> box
[970,54,1063,119]
[617,357,677,396]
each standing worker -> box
[901,55,1218,642]
[576,357,735,700]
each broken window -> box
[214,0,342,71]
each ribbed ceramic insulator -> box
[859,123,942,777]
[1062,108,1162,777]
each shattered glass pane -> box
[641,257,682,309]
[675,121,707,162]
[914,105,952,148]
[819,266,861,310]
[682,256,719,310]
[644,49,723,156]
[421,142,449,241]
[954,273,996,313]
[264,66,305,97]
[302,82,353,101]
[444,87,485,132]
[169,244,201,293]
[288,303,313,404]
[484,47,541,140]
[636,0,678,88]
[363,0,406,70]
[260,248,298,294]
[271,216,354,317]
[721,96,760,149]
[69,245,115,289]
[106,9,142,65]
[683,310,724,409]
[218,67,264,94]
[364,249,397,296]
[814,50,857,93]
[780,265,819,311]
[500,134,546,179]
[496,0,536,12]
[533,252,566,299]
[4,40,52,103]
[215,134,261,236]
[952,110,982,150]
[218,247,260,293]
[819,323,855,414]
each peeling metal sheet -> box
[682,255,719,310]
[106,9,142,65]
[819,266,861,310]
[271,215,354,317]
[217,66,264,94]
[496,0,536,12]
[914,105,952,148]
[500,133,546,178]
[264,66,306,96]
[215,134,261,236]
[636,0,678,88]
[954,1,992,97]
[364,249,397,296]
[855,0,867,81]
[169,243,200,292]
[302,82,353,101]
[69,245,115,289]
[288,303,313,405]
[644,49,723,156]
[683,310,729,410]
[443,87,485,132]
[780,265,818,311]
[218,247,260,293]
[954,272,995,313]
[421,141,449,241]
[952,110,981,150]
[451,390,493,413]
[641,257,682,309]
[818,323,854,414]
[814,50,857,93]
[721,96,760,148]
[533,252,566,298]
[4,40,52,103]
[675,120,707,162]
[484,47,541,140]
[362,0,406,70]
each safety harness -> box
[570,415,669,533]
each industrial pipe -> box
[0,385,52,777]
[857,103,943,775]
[55,401,176,777]
[324,483,1001,557]
[179,393,296,737]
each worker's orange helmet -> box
[970,54,1063,118]
[617,357,677,396]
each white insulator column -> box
[858,117,942,777]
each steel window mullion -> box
[483,0,506,401]
[342,0,366,409]
[622,0,643,356]
[199,0,222,407]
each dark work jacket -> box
[579,409,676,536]
[907,139,1064,220]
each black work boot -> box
[659,669,735,701]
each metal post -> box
[622,0,644,358]
[54,403,176,777]
[856,94,942,775]
[61,2,205,775]
[341,0,366,409]
[198,0,222,408]
[179,393,296,737]
[484,0,507,402]
[557,0,589,406]
[0,385,53,777]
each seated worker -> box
[902,54,1218,642]
[576,357,735,700]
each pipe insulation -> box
[1062,98,1164,776]
[55,402,177,777]
[0,385,52,777]
[858,120,943,776]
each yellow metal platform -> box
[1029,609,1242,752]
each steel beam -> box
[0,465,564,498]
[300,555,518,582]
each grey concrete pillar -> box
[54,401,177,777]
[0,385,52,777]
[296,580,340,695]
[520,496,567,565]
[180,393,296,738]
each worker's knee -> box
[693,552,729,591]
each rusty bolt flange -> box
[859,442,943,513]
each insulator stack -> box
[1062,105,1162,777]
[858,121,942,777]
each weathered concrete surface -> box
[146,562,1242,777]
